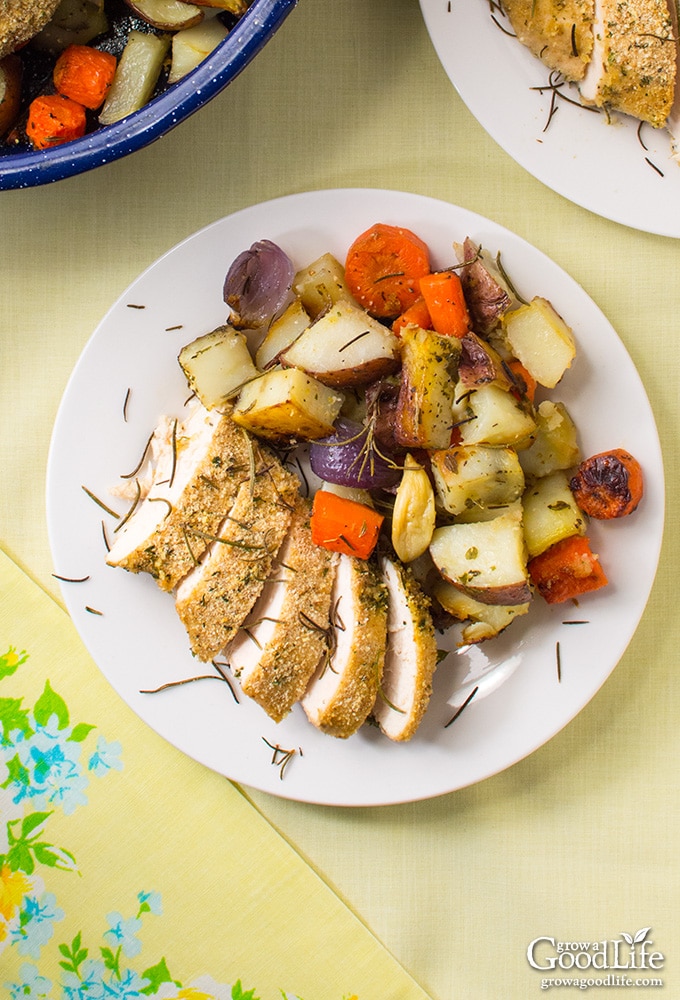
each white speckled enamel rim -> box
[420,0,680,238]
[47,190,664,806]
[0,0,297,191]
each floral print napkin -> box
[0,548,432,1000]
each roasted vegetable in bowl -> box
[0,0,251,149]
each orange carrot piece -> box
[53,44,117,110]
[392,296,432,335]
[26,94,87,149]
[344,223,431,319]
[505,357,537,402]
[569,449,643,519]
[418,270,471,338]
[310,490,384,560]
[528,535,608,605]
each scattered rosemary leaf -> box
[556,641,562,683]
[140,675,226,693]
[85,606,103,616]
[121,430,154,479]
[147,497,173,518]
[645,157,664,177]
[101,520,111,552]
[444,685,479,728]
[168,418,179,489]
[82,485,120,520]
[127,303,146,309]
[339,329,372,353]
[52,573,90,583]
[166,324,184,331]
[113,478,141,533]
[211,660,240,703]
[123,387,131,422]
[561,620,589,625]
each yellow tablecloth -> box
[1,1,679,997]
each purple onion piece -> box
[309,417,401,491]
[223,239,294,328]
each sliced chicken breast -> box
[370,557,439,743]
[301,553,388,739]
[174,445,300,662]
[224,497,337,722]
[666,0,680,155]
[579,0,676,126]
[107,401,255,591]
[1,0,61,59]
[502,0,595,81]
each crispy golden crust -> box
[108,410,256,592]
[304,557,389,740]
[236,498,337,722]
[371,558,438,743]
[502,0,595,81]
[0,0,61,59]
[584,0,676,126]
[175,449,300,662]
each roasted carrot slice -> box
[26,94,87,149]
[53,44,117,110]
[528,535,608,605]
[569,449,643,519]
[392,296,432,335]
[310,490,384,560]
[344,223,431,319]
[418,270,471,338]
[504,357,537,403]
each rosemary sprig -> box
[261,737,299,780]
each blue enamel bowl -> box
[0,0,297,190]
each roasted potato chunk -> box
[232,367,344,441]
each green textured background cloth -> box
[1,1,679,997]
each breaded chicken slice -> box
[370,556,438,742]
[502,0,595,81]
[301,553,388,739]
[224,497,337,722]
[579,0,676,126]
[175,445,300,662]
[107,401,256,591]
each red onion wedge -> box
[223,240,294,328]
[309,416,401,490]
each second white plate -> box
[420,0,680,237]
[47,189,664,806]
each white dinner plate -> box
[47,189,664,806]
[419,0,680,237]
